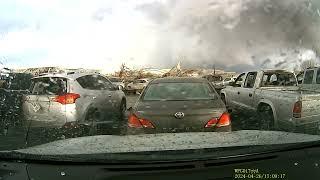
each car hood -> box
[16,130,320,155]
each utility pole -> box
[212,64,216,75]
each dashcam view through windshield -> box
[0,1,320,178]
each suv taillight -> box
[293,101,302,118]
[128,114,155,129]
[205,112,231,128]
[53,93,80,105]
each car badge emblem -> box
[174,112,185,119]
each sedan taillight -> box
[128,114,155,129]
[293,101,302,118]
[53,93,80,105]
[205,112,231,128]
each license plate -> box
[30,102,41,112]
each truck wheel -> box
[258,105,274,130]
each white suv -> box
[22,73,126,135]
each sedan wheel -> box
[85,109,101,136]
[118,101,127,135]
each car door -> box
[76,75,114,113]
[238,72,257,110]
[226,73,246,109]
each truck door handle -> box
[249,93,253,97]
[108,94,112,97]
[237,92,240,95]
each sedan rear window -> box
[143,82,214,101]
[31,77,67,95]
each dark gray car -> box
[126,77,231,134]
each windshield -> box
[143,82,214,101]
[1,0,320,164]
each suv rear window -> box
[31,77,67,95]
[77,75,114,90]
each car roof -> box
[150,77,208,84]
[31,73,101,80]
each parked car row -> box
[2,72,232,139]
[2,67,320,139]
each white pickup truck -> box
[220,69,320,134]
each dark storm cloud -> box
[136,0,320,71]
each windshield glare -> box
[0,0,320,163]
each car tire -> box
[118,100,127,135]
[258,105,274,130]
[221,94,226,105]
[85,108,101,136]
[119,100,127,121]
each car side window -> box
[77,75,114,90]
[316,69,320,84]
[304,70,314,84]
[244,72,257,88]
[234,73,246,87]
